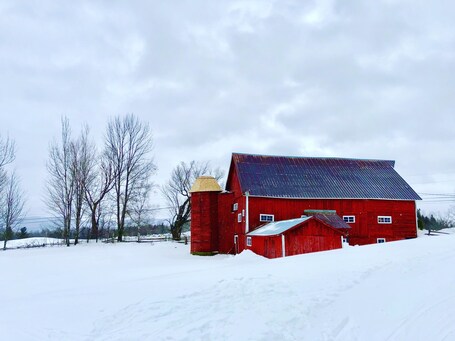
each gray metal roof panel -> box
[232,153,421,200]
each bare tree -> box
[84,147,115,242]
[127,180,154,239]
[447,206,455,228]
[105,114,156,241]
[162,161,224,240]
[70,126,92,245]
[0,135,15,191]
[45,117,74,246]
[1,172,25,250]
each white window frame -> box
[377,238,386,243]
[343,215,355,223]
[237,213,242,223]
[246,236,252,247]
[342,237,348,243]
[232,203,238,211]
[259,214,274,222]
[378,216,392,224]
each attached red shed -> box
[246,211,350,258]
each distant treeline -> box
[417,209,453,231]
[0,223,176,241]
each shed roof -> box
[247,213,350,237]
[229,153,421,200]
[247,217,311,236]
[304,210,351,229]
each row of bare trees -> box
[45,114,156,245]
[0,136,25,250]
[2,114,222,247]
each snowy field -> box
[1,233,455,340]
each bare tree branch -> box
[105,114,156,241]
[70,125,92,245]
[45,117,74,247]
[1,171,25,250]
[162,161,224,240]
[0,135,15,192]
[84,143,116,242]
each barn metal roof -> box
[231,153,421,200]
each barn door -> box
[234,235,239,254]
[264,238,276,258]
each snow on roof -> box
[247,217,312,236]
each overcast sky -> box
[1,0,455,222]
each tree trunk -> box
[171,222,183,241]
[65,215,71,247]
[74,215,80,245]
[90,205,99,242]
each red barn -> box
[190,153,421,258]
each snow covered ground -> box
[2,237,64,249]
[1,233,455,340]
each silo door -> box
[234,235,239,254]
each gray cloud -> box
[1,0,455,217]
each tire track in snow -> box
[88,274,310,341]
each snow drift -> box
[1,233,454,340]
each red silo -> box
[190,176,222,255]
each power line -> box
[411,179,455,185]
[405,170,455,177]
[419,193,455,196]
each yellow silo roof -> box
[190,176,222,193]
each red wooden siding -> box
[216,192,236,254]
[190,192,219,254]
[247,197,417,245]
[285,219,342,256]
[248,235,282,259]
[246,219,344,259]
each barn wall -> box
[248,197,417,246]
[247,235,283,259]
[226,161,243,197]
[223,165,249,252]
[217,192,236,254]
[285,219,343,256]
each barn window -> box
[377,238,386,243]
[343,215,355,223]
[259,214,274,222]
[378,216,392,224]
[237,213,242,223]
[246,237,252,247]
[232,203,238,211]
